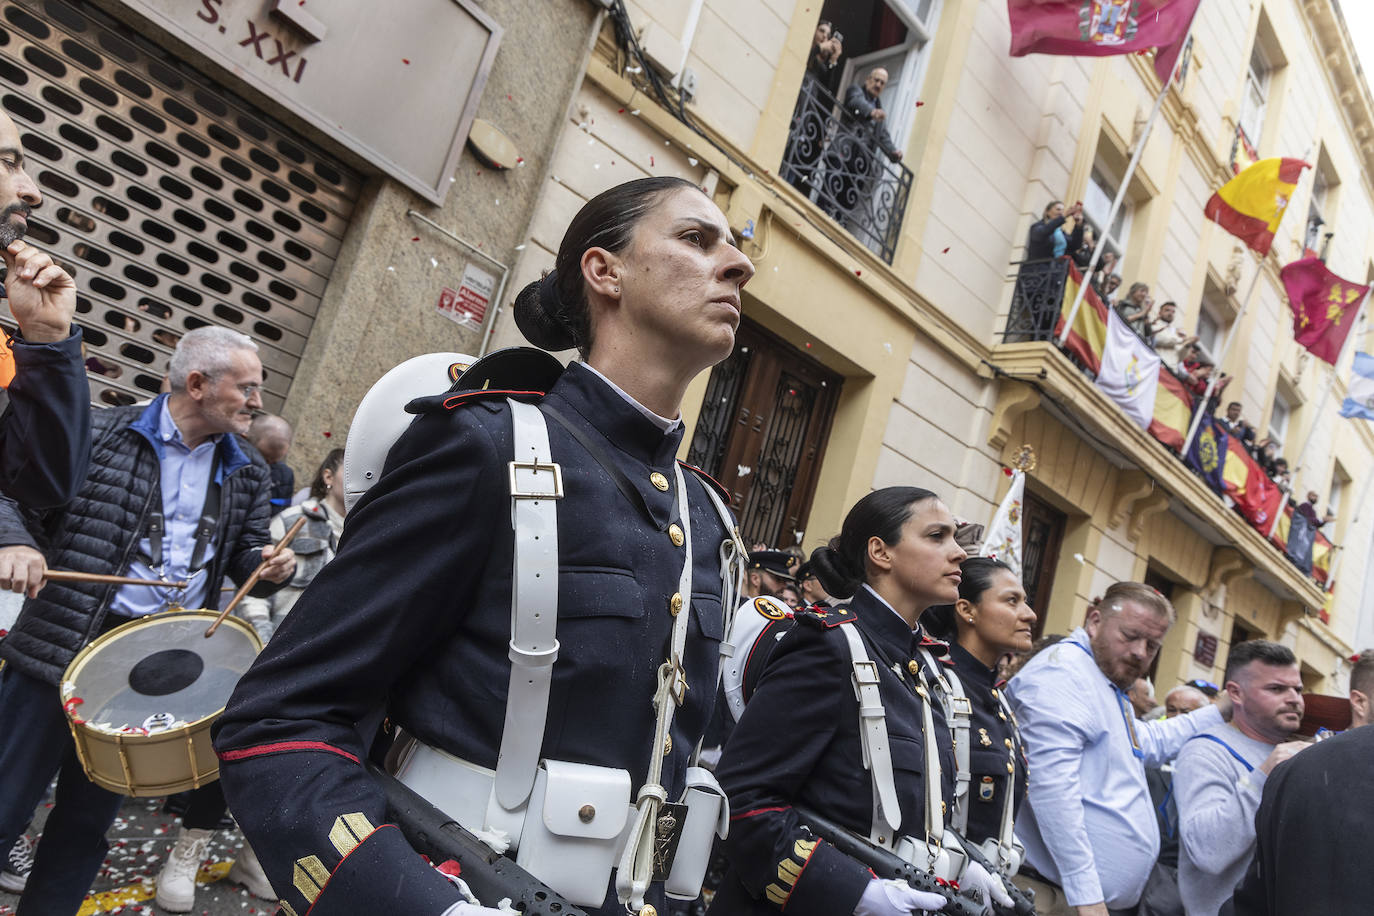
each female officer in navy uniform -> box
[708,487,1012,916]
[921,558,1035,870]
[212,177,753,916]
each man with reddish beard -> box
[1008,583,1228,916]
[1172,641,1305,916]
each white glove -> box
[440,903,514,916]
[854,878,948,915]
[957,859,1014,914]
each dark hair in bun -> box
[514,176,704,356]
[809,485,939,598]
[921,556,1016,639]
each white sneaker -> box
[227,841,276,900]
[155,826,214,913]
[0,833,35,893]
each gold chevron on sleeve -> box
[293,854,331,903]
[778,857,803,882]
[765,883,789,905]
[279,903,299,916]
[328,812,376,857]
[794,837,818,859]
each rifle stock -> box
[794,806,982,916]
[368,762,587,916]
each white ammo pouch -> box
[396,398,739,909]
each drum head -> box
[62,611,261,734]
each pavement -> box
[0,788,278,916]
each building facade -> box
[12,0,1370,692]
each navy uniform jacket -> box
[1,330,91,508]
[212,363,733,916]
[708,588,956,916]
[945,642,1027,846]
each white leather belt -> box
[840,623,901,846]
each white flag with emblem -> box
[979,469,1025,578]
[1097,308,1162,428]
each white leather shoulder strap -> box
[492,398,563,811]
[921,647,973,834]
[837,621,902,847]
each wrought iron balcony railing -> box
[1003,257,1070,343]
[780,76,913,265]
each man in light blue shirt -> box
[1009,582,1227,916]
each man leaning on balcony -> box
[842,67,902,163]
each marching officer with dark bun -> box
[920,557,1036,878]
[708,487,1013,916]
[213,176,755,916]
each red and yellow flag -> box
[1148,367,1192,451]
[0,336,12,387]
[1221,446,1283,528]
[1203,158,1308,256]
[1054,262,1109,374]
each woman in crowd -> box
[921,557,1036,873]
[262,447,346,628]
[214,176,753,916]
[708,487,1012,916]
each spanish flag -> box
[1221,446,1283,528]
[1148,366,1192,451]
[1203,158,1308,256]
[1054,262,1109,374]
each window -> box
[1196,283,1230,360]
[1083,164,1132,263]
[1268,392,1291,453]
[1197,308,1220,358]
[832,0,942,152]
[1237,44,1270,147]
[1305,150,1338,257]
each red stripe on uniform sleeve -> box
[218,740,360,764]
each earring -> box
[613,286,620,294]
[965,616,974,623]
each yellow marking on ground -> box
[75,860,232,915]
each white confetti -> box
[588,138,596,146]
[687,157,699,166]
[1073,553,1086,564]
[387,266,396,272]
[883,342,892,354]
[450,176,457,183]
[495,199,500,206]
[430,257,438,268]
[737,465,752,477]
[514,244,526,251]
[630,109,641,116]
[626,65,643,74]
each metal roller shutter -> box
[0,0,363,412]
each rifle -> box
[369,762,587,916]
[794,806,982,916]
[949,833,1036,916]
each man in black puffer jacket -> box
[0,326,295,915]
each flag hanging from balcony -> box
[1284,505,1319,575]
[1055,262,1110,373]
[1221,445,1282,528]
[1148,367,1192,451]
[1280,258,1369,365]
[1006,0,1201,83]
[1203,158,1309,256]
[1097,308,1161,427]
[1340,351,1374,420]
[980,468,1026,577]
[1185,415,1228,491]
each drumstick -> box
[204,515,308,638]
[45,570,189,589]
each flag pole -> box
[1264,299,1370,539]
[1179,250,1265,457]
[1056,50,1186,347]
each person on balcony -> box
[1144,301,1197,371]
[1216,402,1257,449]
[842,68,903,163]
[1025,200,1084,261]
[1117,283,1152,335]
[783,21,844,197]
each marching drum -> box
[60,610,262,796]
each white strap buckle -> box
[949,695,973,719]
[664,659,689,707]
[508,459,564,499]
[509,639,560,668]
[852,659,881,687]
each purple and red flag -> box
[1007,0,1202,84]
[1280,258,1370,365]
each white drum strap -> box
[493,399,563,811]
[616,463,694,911]
[838,623,901,848]
[920,648,972,836]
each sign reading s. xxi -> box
[116,0,502,204]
